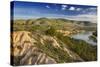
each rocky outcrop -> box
[11,31,57,65]
[11,31,83,66]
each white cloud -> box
[66,14,97,23]
[88,11,96,15]
[82,10,86,13]
[61,5,68,10]
[46,5,50,8]
[62,7,66,10]
[62,5,68,8]
[68,7,97,22]
[69,7,75,10]
[88,7,97,10]
[82,7,97,15]
[76,8,82,11]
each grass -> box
[35,38,73,63]
[55,32,97,61]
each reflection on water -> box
[71,31,97,45]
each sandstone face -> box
[11,31,83,66]
[11,31,57,65]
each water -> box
[71,31,97,45]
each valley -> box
[11,18,97,66]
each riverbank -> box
[55,32,97,61]
[71,31,97,46]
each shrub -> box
[45,26,56,36]
[55,33,97,61]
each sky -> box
[11,1,97,22]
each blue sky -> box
[11,1,97,22]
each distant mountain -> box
[13,18,97,32]
[14,17,97,25]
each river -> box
[71,31,97,45]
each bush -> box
[45,26,56,36]
[55,33,97,61]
